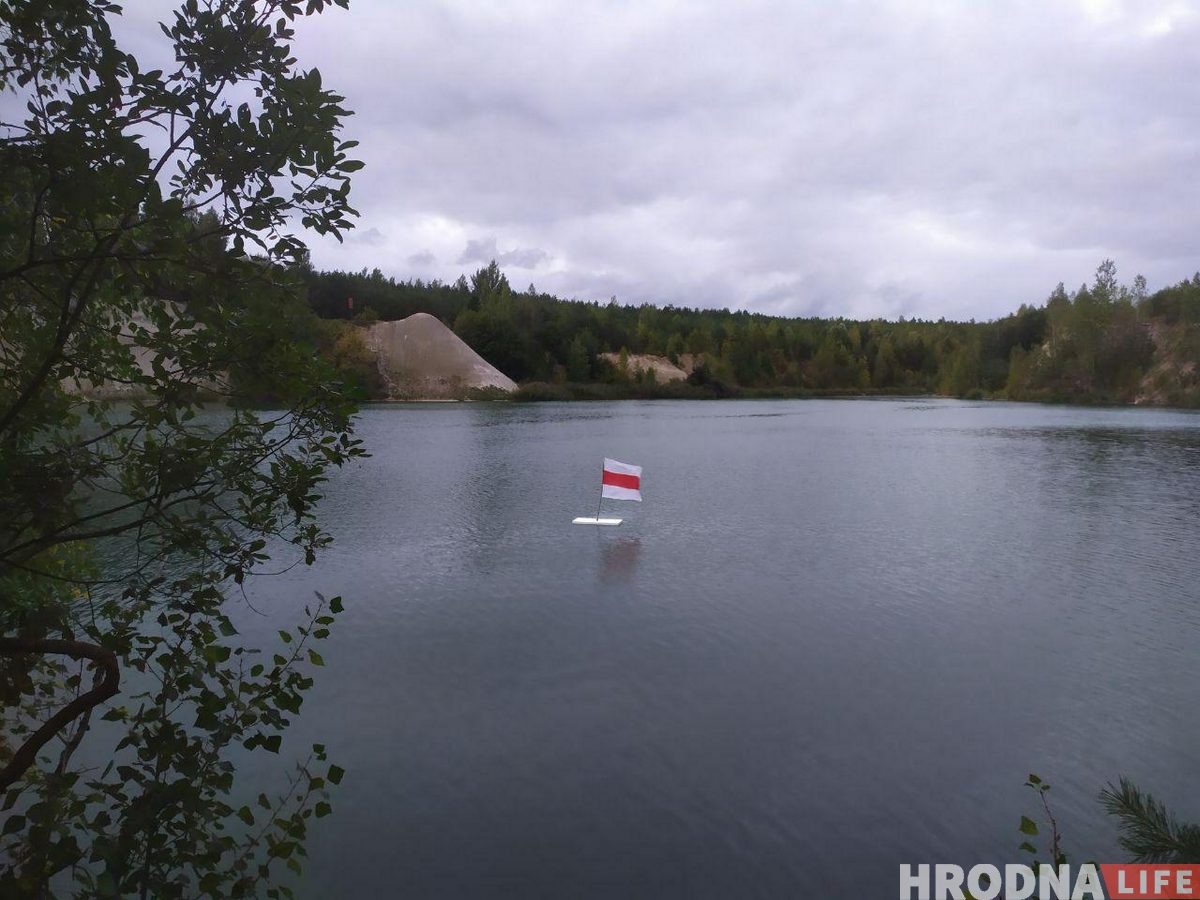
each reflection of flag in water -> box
[601,537,642,582]
[601,458,642,502]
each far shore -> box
[361,387,1199,411]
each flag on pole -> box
[601,458,642,502]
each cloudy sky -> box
[181,2,1200,319]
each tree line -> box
[304,259,1200,405]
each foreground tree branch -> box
[0,1,364,894]
[0,637,119,792]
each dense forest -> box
[303,259,1200,406]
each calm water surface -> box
[235,398,1200,898]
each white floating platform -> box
[572,517,623,526]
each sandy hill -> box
[599,352,691,383]
[366,313,517,399]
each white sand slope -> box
[365,313,517,399]
[599,351,690,383]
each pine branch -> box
[1100,777,1200,863]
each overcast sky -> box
[175,2,1200,319]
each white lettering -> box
[900,861,1105,900]
[1116,868,1134,895]
[900,864,929,900]
[1071,864,1105,900]
[967,864,1000,900]
[1005,864,1036,900]
[1181,869,1194,894]
[1040,864,1071,900]
[935,865,966,900]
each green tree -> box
[1093,258,1119,303]
[871,335,899,388]
[940,337,981,396]
[666,333,685,365]
[0,0,364,895]
[468,260,511,311]
[566,334,590,382]
[686,327,713,355]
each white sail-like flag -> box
[573,458,643,525]
[601,458,642,502]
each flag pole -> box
[596,461,604,520]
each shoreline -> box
[504,381,1200,410]
[358,391,1200,413]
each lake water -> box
[236,398,1200,897]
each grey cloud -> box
[457,237,549,270]
[285,0,1200,319]
[407,250,436,266]
[457,238,499,265]
[349,226,386,246]
[496,247,550,269]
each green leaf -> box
[327,764,344,785]
[308,649,324,666]
[97,872,118,897]
[278,630,293,644]
[204,644,232,663]
[2,814,26,835]
[1018,841,1037,854]
[1019,816,1039,836]
[315,801,332,818]
[263,734,282,754]
[199,872,222,894]
[237,806,255,826]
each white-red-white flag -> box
[601,458,642,502]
